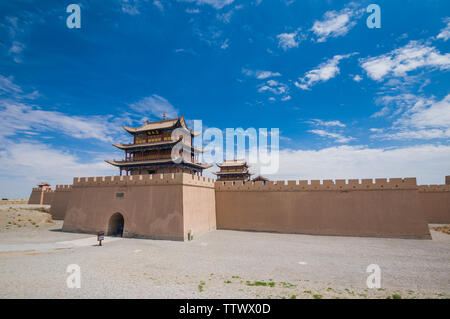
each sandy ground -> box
[0,204,449,299]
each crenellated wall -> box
[26,173,450,241]
[62,173,216,241]
[49,185,72,220]
[28,187,55,205]
[215,178,432,239]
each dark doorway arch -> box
[107,213,124,237]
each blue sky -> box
[0,0,449,197]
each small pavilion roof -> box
[37,182,51,187]
[252,175,269,182]
[216,159,248,168]
[123,116,200,136]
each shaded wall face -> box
[215,189,431,239]
[28,189,54,205]
[63,184,185,240]
[49,188,72,220]
[182,185,216,240]
[28,189,42,204]
[417,191,450,223]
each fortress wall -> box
[28,188,42,204]
[28,188,55,205]
[49,185,72,220]
[62,173,216,241]
[182,175,216,240]
[417,185,450,223]
[215,178,431,239]
[42,189,55,205]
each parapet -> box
[31,187,55,193]
[55,185,73,192]
[72,173,215,188]
[418,185,450,192]
[215,177,418,192]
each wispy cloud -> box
[307,119,346,127]
[179,0,234,10]
[310,6,362,42]
[360,41,450,81]
[120,0,140,15]
[308,129,355,143]
[242,69,281,79]
[371,94,450,140]
[0,75,22,95]
[0,100,122,142]
[277,28,303,50]
[153,0,164,12]
[295,53,356,90]
[436,17,450,41]
[129,94,179,120]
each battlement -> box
[72,173,215,188]
[31,187,55,193]
[55,185,73,191]
[418,184,450,192]
[215,177,418,192]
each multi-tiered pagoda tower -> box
[106,115,211,176]
[213,160,252,182]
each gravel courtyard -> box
[0,204,449,299]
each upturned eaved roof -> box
[216,159,248,168]
[213,170,253,176]
[105,159,212,169]
[112,138,205,153]
[122,116,200,136]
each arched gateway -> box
[107,213,124,237]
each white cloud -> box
[310,6,362,42]
[436,17,450,41]
[186,8,200,14]
[259,144,450,185]
[258,80,288,96]
[0,141,117,198]
[0,100,122,142]
[371,94,450,141]
[120,0,140,15]
[129,94,179,119]
[153,0,164,11]
[352,74,362,82]
[242,69,281,79]
[308,119,346,127]
[295,53,355,90]
[395,94,450,129]
[220,38,230,49]
[180,0,234,9]
[0,75,22,95]
[360,41,450,81]
[277,29,302,50]
[308,129,354,143]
